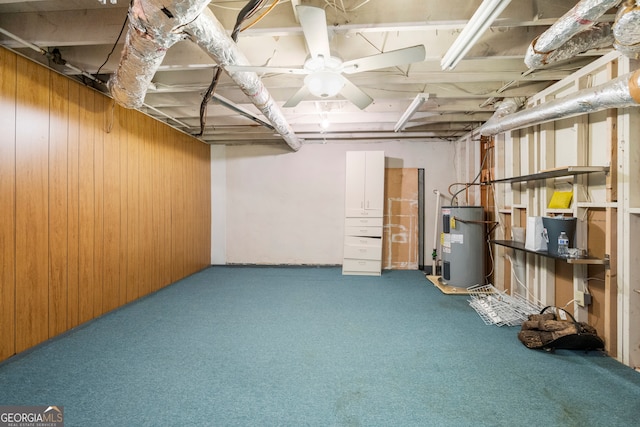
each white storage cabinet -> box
[342,151,385,276]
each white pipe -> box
[480,70,640,135]
[108,0,301,151]
[0,26,46,54]
[0,26,103,84]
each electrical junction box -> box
[575,290,592,307]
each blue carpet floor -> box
[0,266,638,426]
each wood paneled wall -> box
[0,48,211,362]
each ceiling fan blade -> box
[283,85,310,108]
[297,5,331,59]
[225,65,309,75]
[342,45,426,74]
[340,78,373,110]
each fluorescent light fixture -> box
[440,0,512,71]
[394,93,429,132]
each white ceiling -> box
[0,0,617,147]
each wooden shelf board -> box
[576,202,618,208]
[545,208,574,214]
[490,240,608,266]
[487,166,609,184]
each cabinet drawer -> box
[342,258,382,273]
[345,226,382,237]
[343,244,382,260]
[344,236,382,247]
[345,208,384,218]
[345,217,383,227]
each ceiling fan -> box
[226,5,426,110]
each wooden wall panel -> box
[159,125,173,286]
[586,209,609,343]
[118,105,129,307]
[140,116,153,297]
[15,57,50,353]
[554,261,575,315]
[171,137,186,281]
[78,89,95,324]
[0,47,211,362]
[0,48,17,360]
[103,100,121,313]
[49,72,69,337]
[197,139,211,269]
[150,121,162,291]
[126,107,140,303]
[199,140,211,269]
[93,95,105,318]
[185,138,196,274]
[67,80,81,329]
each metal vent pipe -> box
[613,1,640,58]
[524,0,621,69]
[108,0,301,151]
[480,70,640,135]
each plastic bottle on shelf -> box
[558,231,569,256]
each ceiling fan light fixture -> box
[305,71,345,98]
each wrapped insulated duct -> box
[480,70,640,135]
[492,98,524,119]
[108,0,301,151]
[185,8,300,150]
[525,24,613,69]
[524,0,621,69]
[613,1,640,58]
[108,0,206,108]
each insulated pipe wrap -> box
[109,0,301,150]
[481,71,640,135]
[524,0,621,69]
[613,3,640,58]
[109,28,169,109]
[186,8,301,150]
[525,24,613,69]
[109,0,200,108]
[534,0,620,52]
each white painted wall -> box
[211,141,457,266]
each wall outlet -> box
[575,290,584,307]
[575,290,592,307]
